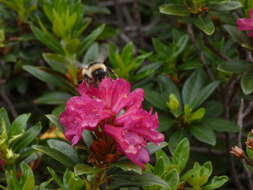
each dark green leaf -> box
[208,1,242,11]
[191,81,219,109]
[144,88,167,111]
[33,145,75,168]
[158,114,174,132]
[31,25,62,53]
[45,114,63,131]
[172,138,190,171]
[9,113,31,137]
[23,65,74,91]
[182,70,204,107]
[224,25,252,49]
[204,101,224,117]
[47,139,79,163]
[112,161,142,175]
[74,164,101,176]
[241,71,253,95]
[194,15,215,36]
[0,107,10,131]
[10,123,42,152]
[43,53,68,74]
[159,4,190,16]
[202,118,239,132]
[218,61,252,73]
[168,130,188,152]
[203,176,229,190]
[163,169,179,190]
[34,92,72,105]
[147,142,168,155]
[109,173,169,189]
[190,126,216,146]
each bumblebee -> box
[81,61,108,84]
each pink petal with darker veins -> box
[78,81,99,97]
[98,78,131,113]
[104,124,149,168]
[60,94,112,145]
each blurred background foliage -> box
[1,0,253,189]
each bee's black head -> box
[92,68,107,81]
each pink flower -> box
[60,78,164,168]
[237,9,253,37]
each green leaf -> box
[10,123,42,152]
[23,65,73,91]
[190,126,216,146]
[45,114,63,131]
[241,71,253,95]
[208,1,242,11]
[172,34,189,57]
[159,4,190,16]
[79,24,105,56]
[172,138,190,172]
[202,118,239,132]
[224,25,252,49]
[33,145,75,168]
[194,15,215,36]
[109,173,169,189]
[82,130,93,148]
[157,74,181,103]
[122,42,134,66]
[191,81,219,109]
[63,170,84,189]
[144,88,168,111]
[163,169,179,190]
[9,113,31,138]
[74,164,101,176]
[47,139,79,163]
[20,163,35,190]
[47,167,64,188]
[168,130,188,152]
[218,61,252,73]
[31,25,62,53]
[182,70,204,107]
[43,53,68,74]
[158,114,174,132]
[34,92,72,105]
[204,101,224,117]
[0,107,10,131]
[147,142,168,155]
[203,176,229,190]
[112,161,142,175]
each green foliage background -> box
[0,0,253,189]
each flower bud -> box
[230,146,245,158]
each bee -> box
[81,58,108,85]
[80,46,118,85]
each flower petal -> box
[104,124,149,168]
[99,78,131,113]
[60,95,112,144]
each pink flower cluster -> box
[60,78,164,168]
[237,9,253,37]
